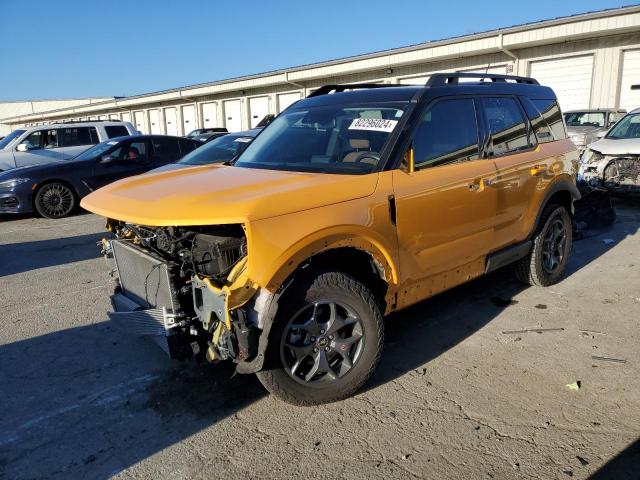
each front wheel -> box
[34,182,76,219]
[256,271,384,406]
[514,204,572,286]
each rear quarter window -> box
[520,97,566,143]
[104,125,130,139]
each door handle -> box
[468,179,482,192]
[530,164,547,176]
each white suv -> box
[0,121,138,171]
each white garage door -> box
[109,114,120,121]
[201,102,218,128]
[249,96,270,128]
[98,115,107,120]
[620,49,640,111]
[182,104,197,135]
[164,107,178,136]
[457,65,508,81]
[148,109,161,134]
[530,55,593,111]
[224,99,242,132]
[122,112,132,123]
[277,92,302,113]
[399,75,430,85]
[133,111,146,133]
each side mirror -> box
[16,143,28,152]
[100,155,116,164]
[402,144,415,174]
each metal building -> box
[2,5,639,134]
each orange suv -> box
[82,73,580,405]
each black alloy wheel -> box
[34,182,76,218]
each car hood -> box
[567,125,603,135]
[587,138,640,155]
[80,164,379,226]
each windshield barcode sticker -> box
[348,118,398,132]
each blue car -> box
[0,135,200,218]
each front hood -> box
[587,138,640,155]
[0,162,65,180]
[81,164,379,226]
[567,125,602,135]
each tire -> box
[256,271,384,406]
[514,204,572,286]
[34,182,77,219]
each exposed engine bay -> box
[579,151,640,194]
[104,220,262,365]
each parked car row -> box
[0,117,261,218]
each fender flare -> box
[529,177,581,238]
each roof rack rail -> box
[426,73,539,87]
[50,119,119,125]
[308,83,395,97]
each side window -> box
[480,97,532,156]
[152,138,180,156]
[60,127,93,147]
[42,129,59,149]
[112,141,148,162]
[20,130,45,150]
[413,98,479,169]
[179,139,199,154]
[522,98,566,143]
[104,125,129,139]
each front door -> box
[392,97,498,309]
[88,139,151,189]
[14,129,63,167]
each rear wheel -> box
[256,271,384,405]
[514,204,572,286]
[34,182,76,219]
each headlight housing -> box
[581,149,604,165]
[0,178,31,189]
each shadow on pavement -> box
[0,321,266,479]
[590,438,640,480]
[0,232,104,277]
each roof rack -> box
[308,83,396,97]
[426,73,539,86]
[50,119,121,125]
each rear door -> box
[479,96,552,249]
[150,137,182,166]
[58,126,99,159]
[392,97,498,307]
[14,129,63,167]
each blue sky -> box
[0,0,633,100]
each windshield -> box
[234,103,407,174]
[0,130,26,149]
[177,134,254,165]
[564,112,606,128]
[607,113,640,139]
[73,140,119,161]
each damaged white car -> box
[579,108,640,194]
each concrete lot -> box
[0,204,639,480]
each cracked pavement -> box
[1,203,639,479]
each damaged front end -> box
[579,149,640,194]
[102,220,274,370]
